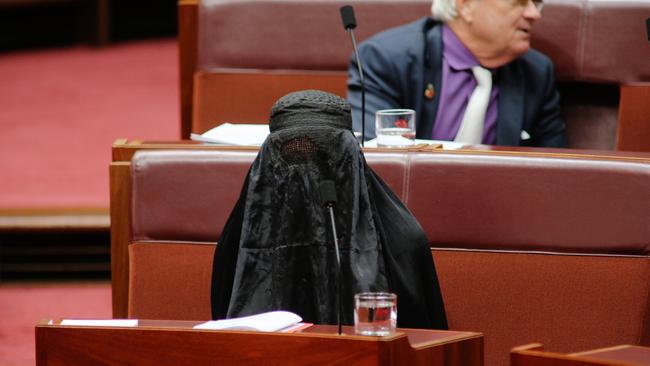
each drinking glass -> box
[354,292,397,336]
[375,109,415,148]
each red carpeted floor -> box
[0,281,112,366]
[0,39,180,365]
[0,39,179,209]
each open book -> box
[193,311,310,332]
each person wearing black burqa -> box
[211,90,447,330]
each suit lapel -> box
[496,64,525,146]
[418,21,443,139]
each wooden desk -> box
[570,345,650,366]
[36,320,483,365]
[512,343,650,366]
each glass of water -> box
[375,109,415,148]
[354,292,397,336]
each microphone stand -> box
[346,28,366,147]
[325,202,343,335]
[340,5,366,147]
[320,180,342,335]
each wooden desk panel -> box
[570,345,650,366]
[617,84,650,153]
[36,320,483,366]
[512,343,650,366]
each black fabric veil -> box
[211,90,447,329]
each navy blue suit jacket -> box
[347,18,567,147]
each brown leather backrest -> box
[578,2,650,83]
[130,149,650,255]
[406,152,650,254]
[130,150,254,243]
[197,0,430,71]
[530,0,650,150]
[197,0,650,82]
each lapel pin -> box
[424,83,435,100]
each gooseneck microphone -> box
[340,5,366,147]
[319,180,343,335]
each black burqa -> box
[211,90,447,329]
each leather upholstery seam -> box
[577,0,589,78]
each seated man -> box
[347,0,567,147]
[211,90,447,330]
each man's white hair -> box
[431,0,458,22]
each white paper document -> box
[60,319,138,327]
[193,311,302,332]
[190,123,270,146]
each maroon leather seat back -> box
[406,152,650,254]
[198,0,430,71]
[131,150,650,255]
[130,150,255,243]
[198,0,650,81]
[530,0,650,149]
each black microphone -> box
[320,180,338,206]
[340,5,366,147]
[340,5,357,30]
[319,180,343,335]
